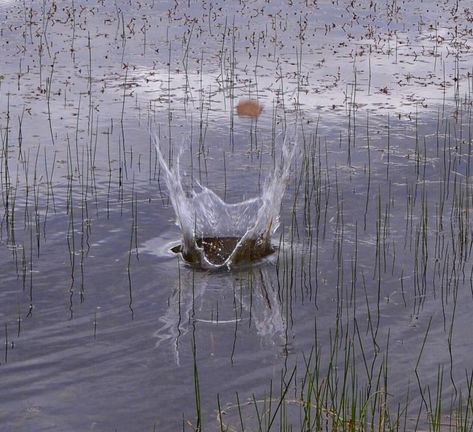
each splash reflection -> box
[153,260,287,365]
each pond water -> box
[0,0,473,431]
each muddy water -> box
[0,1,472,431]
[172,237,274,266]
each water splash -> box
[154,133,297,269]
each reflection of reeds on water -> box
[1,2,473,429]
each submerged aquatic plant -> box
[154,133,297,269]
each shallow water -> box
[0,0,473,431]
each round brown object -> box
[236,99,263,118]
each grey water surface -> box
[0,1,473,431]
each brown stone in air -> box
[236,99,263,118]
